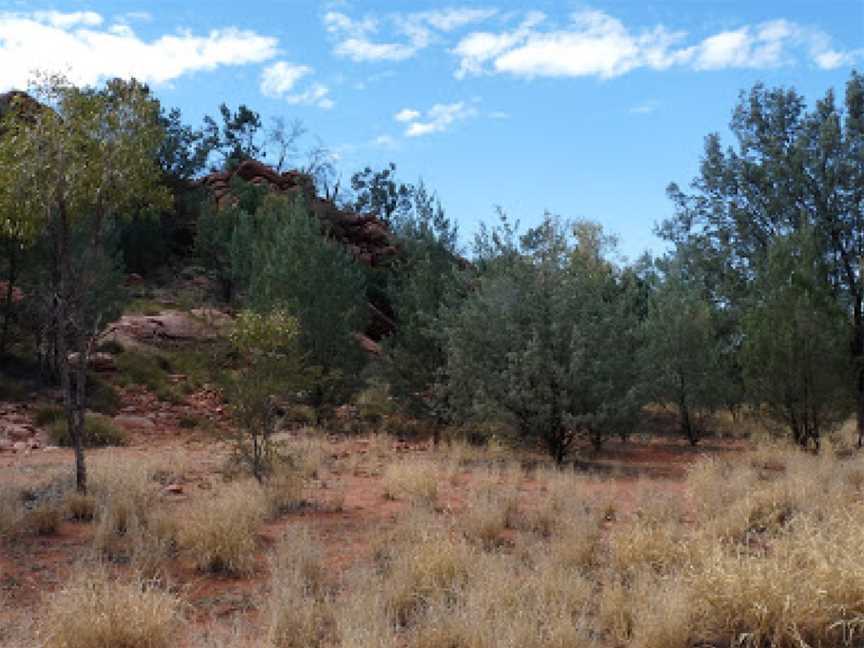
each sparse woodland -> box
[0,72,863,647]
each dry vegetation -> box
[3,427,864,647]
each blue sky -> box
[0,1,861,259]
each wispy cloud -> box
[259,61,334,109]
[394,108,421,122]
[629,100,659,114]
[0,10,279,89]
[453,9,861,79]
[397,101,478,137]
[324,7,496,63]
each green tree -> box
[227,309,307,481]
[350,162,414,224]
[248,195,368,410]
[0,75,169,492]
[203,103,264,170]
[444,215,641,462]
[742,229,853,447]
[381,182,462,425]
[661,73,864,446]
[639,261,723,445]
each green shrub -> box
[87,376,122,415]
[116,351,172,392]
[48,414,127,448]
[34,405,65,427]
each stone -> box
[163,484,183,495]
[12,442,27,452]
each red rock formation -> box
[198,160,400,336]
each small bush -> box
[64,492,96,521]
[116,350,172,393]
[23,503,62,535]
[87,376,122,415]
[47,413,127,448]
[179,480,266,576]
[34,404,65,427]
[40,570,181,648]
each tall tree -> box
[661,73,864,446]
[247,195,368,410]
[742,229,853,447]
[639,260,723,445]
[0,75,169,492]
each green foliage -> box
[444,215,642,462]
[247,195,367,407]
[226,309,308,480]
[382,181,462,419]
[742,230,854,446]
[639,262,724,444]
[203,103,263,170]
[662,72,864,446]
[350,162,413,224]
[115,351,179,402]
[48,414,127,448]
[86,376,122,415]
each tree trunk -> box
[56,203,87,494]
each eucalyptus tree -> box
[0,74,169,492]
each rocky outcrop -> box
[198,160,399,270]
[198,160,400,338]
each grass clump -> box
[178,480,266,576]
[47,413,127,448]
[382,459,439,506]
[40,569,181,648]
[267,527,335,648]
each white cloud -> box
[453,9,860,79]
[325,7,497,63]
[488,110,510,119]
[0,10,280,89]
[372,134,398,148]
[286,82,335,109]
[629,100,659,114]
[32,10,103,28]
[394,108,420,122]
[417,8,498,32]
[260,63,333,109]
[260,61,312,96]
[400,101,478,137]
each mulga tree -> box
[247,195,368,411]
[444,215,642,463]
[0,75,169,492]
[382,182,462,426]
[742,229,853,448]
[640,260,723,445]
[661,73,864,447]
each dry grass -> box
[267,526,335,647]
[40,569,181,648]
[178,479,266,575]
[381,459,439,506]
